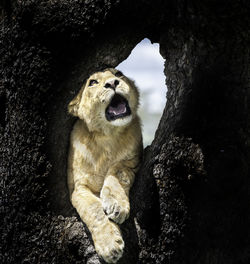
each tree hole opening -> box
[117,38,166,147]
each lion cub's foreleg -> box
[71,184,124,263]
[100,162,136,224]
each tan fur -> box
[67,68,143,263]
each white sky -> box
[117,38,167,146]
[117,38,166,113]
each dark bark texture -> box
[1,1,250,263]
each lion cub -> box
[67,68,142,263]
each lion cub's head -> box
[68,68,139,132]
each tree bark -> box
[1,1,250,264]
[135,3,250,261]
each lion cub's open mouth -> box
[105,94,131,121]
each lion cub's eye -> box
[115,71,123,78]
[89,79,98,86]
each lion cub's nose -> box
[104,79,119,90]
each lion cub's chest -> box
[87,138,122,172]
[71,123,127,192]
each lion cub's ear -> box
[68,85,85,117]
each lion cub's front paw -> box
[100,186,130,224]
[94,221,124,263]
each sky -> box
[117,38,167,146]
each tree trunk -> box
[1,1,250,264]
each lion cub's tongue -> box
[108,102,126,116]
